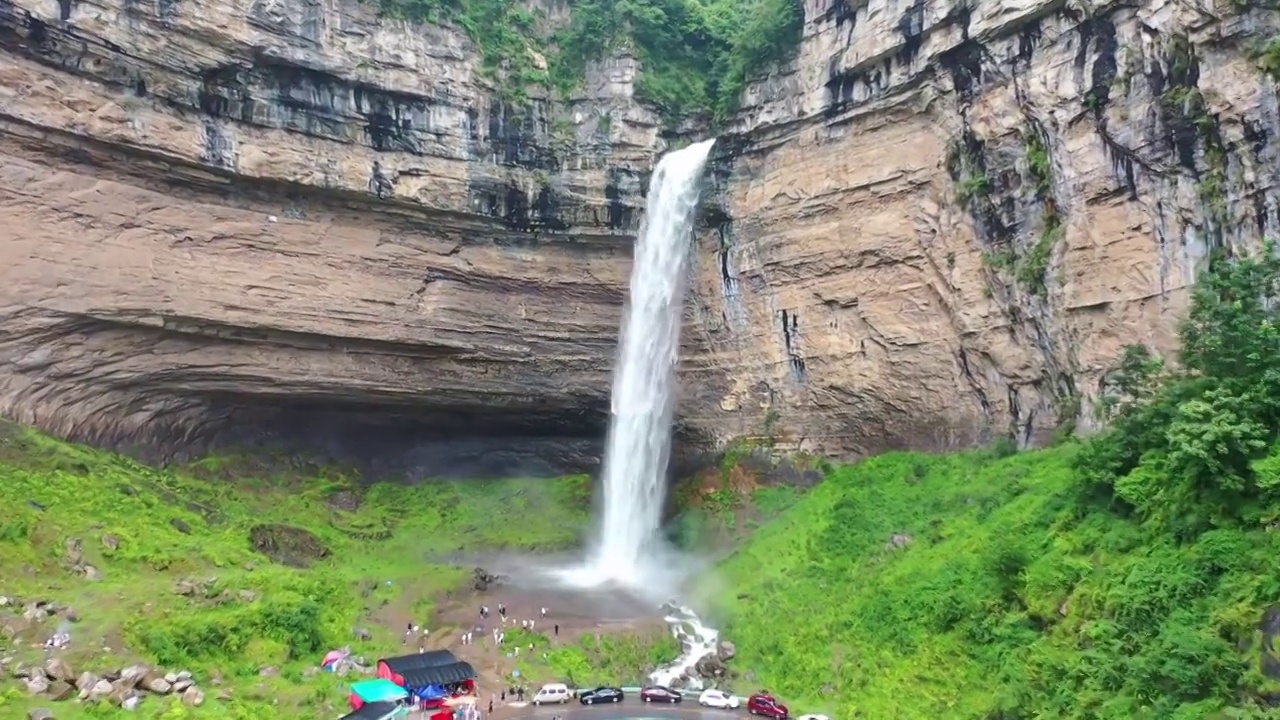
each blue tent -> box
[414,684,448,701]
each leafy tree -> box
[1077,243,1280,530]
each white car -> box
[797,715,830,720]
[532,683,572,705]
[698,689,740,709]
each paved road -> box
[410,700,740,720]
[511,703,742,720]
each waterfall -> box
[581,139,715,588]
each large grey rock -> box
[25,674,50,695]
[44,657,74,682]
[181,686,205,707]
[75,671,99,691]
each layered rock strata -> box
[685,0,1280,456]
[2,0,1279,471]
[0,0,661,474]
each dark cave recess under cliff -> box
[154,395,614,481]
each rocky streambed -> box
[650,602,736,690]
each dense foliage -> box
[374,0,804,121]
[721,247,1280,719]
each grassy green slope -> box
[721,446,1280,719]
[0,425,591,718]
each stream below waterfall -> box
[650,603,726,690]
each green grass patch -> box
[719,447,1280,719]
[506,629,676,688]
[0,424,591,718]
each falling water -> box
[575,139,716,589]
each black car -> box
[640,686,682,703]
[579,686,624,705]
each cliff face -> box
[0,0,662,475]
[684,0,1280,456]
[1,0,1278,473]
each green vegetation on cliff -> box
[0,430,592,718]
[374,0,805,120]
[721,246,1280,718]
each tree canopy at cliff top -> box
[374,0,805,120]
[719,245,1280,718]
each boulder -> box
[101,534,120,551]
[353,627,372,641]
[173,580,197,596]
[145,677,172,694]
[717,640,737,661]
[44,657,74,682]
[1,617,28,639]
[65,538,83,566]
[23,603,49,621]
[88,678,113,702]
[172,678,194,692]
[47,680,75,701]
[163,672,178,684]
[181,686,205,707]
[27,665,48,682]
[693,654,728,679]
[25,674,50,694]
[117,664,149,689]
[27,709,54,720]
[121,694,142,710]
[885,533,914,551]
[75,671,99,691]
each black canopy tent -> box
[400,661,477,689]
[340,700,402,720]
[380,649,458,674]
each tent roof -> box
[341,701,402,720]
[400,661,476,689]
[351,679,409,702]
[380,650,458,673]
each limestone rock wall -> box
[0,0,662,474]
[1,0,1278,471]
[684,0,1280,457]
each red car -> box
[748,693,789,719]
[640,686,682,703]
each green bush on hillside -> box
[372,0,805,121]
[1080,244,1280,533]
[721,245,1280,719]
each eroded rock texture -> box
[0,0,661,475]
[1,0,1279,473]
[685,0,1280,457]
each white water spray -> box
[569,139,715,591]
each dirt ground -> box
[373,557,672,707]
